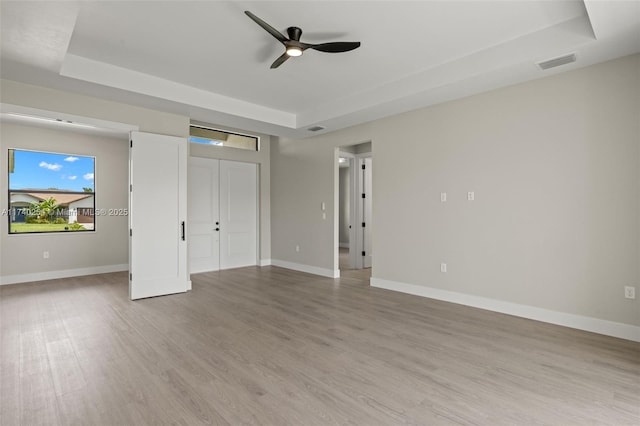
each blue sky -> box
[190,136,222,146]
[9,150,95,192]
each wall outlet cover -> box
[624,286,635,299]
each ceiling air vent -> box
[307,125,325,132]
[537,53,576,71]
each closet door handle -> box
[181,221,185,241]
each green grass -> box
[10,223,87,233]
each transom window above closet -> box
[189,125,259,151]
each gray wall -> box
[0,123,129,277]
[271,54,640,327]
[355,142,372,154]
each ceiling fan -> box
[244,11,361,69]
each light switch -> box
[467,191,475,201]
[441,192,447,202]
[321,202,326,211]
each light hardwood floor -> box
[1,266,639,425]
[339,247,350,271]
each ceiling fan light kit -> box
[245,11,361,69]
[286,46,303,57]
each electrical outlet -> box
[43,251,49,259]
[440,263,447,273]
[295,245,300,253]
[467,191,475,201]
[440,192,447,202]
[624,286,636,300]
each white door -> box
[188,157,220,273]
[219,161,257,269]
[129,131,188,300]
[362,157,372,268]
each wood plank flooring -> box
[1,266,639,425]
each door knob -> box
[215,228,220,231]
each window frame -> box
[189,125,260,152]
[7,148,97,235]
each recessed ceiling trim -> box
[60,53,297,129]
[2,1,634,139]
[0,103,139,134]
[296,16,594,129]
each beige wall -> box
[271,54,640,327]
[1,123,129,278]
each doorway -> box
[337,142,372,274]
[188,157,258,273]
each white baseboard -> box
[271,259,339,278]
[1,264,129,286]
[371,277,640,343]
[339,243,349,248]
[260,259,272,266]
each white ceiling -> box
[1,1,639,138]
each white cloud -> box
[39,161,62,171]
[64,156,79,162]
[68,175,77,180]
[83,173,94,181]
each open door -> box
[129,131,189,300]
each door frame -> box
[337,151,357,270]
[187,157,260,275]
[334,146,372,274]
[357,154,372,269]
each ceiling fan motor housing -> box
[287,27,303,41]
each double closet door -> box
[188,157,257,273]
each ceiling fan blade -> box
[308,41,361,53]
[245,11,287,44]
[270,53,290,69]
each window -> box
[189,125,259,151]
[8,149,96,234]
